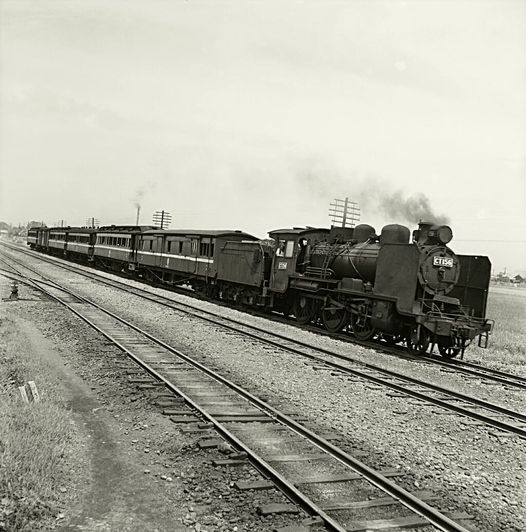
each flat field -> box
[469,285,526,375]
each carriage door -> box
[191,238,199,273]
[129,234,138,266]
[155,235,164,268]
[270,238,296,293]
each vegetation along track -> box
[2,253,480,532]
[3,241,523,389]
[2,246,525,441]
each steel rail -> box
[2,247,525,438]
[25,274,472,532]
[427,355,526,386]
[4,242,524,389]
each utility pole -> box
[135,205,141,226]
[85,217,99,228]
[152,210,172,229]
[329,197,360,228]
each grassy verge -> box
[470,287,526,374]
[0,313,76,531]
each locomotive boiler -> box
[310,222,460,296]
[284,221,492,358]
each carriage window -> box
[285,240,295,258]
[191,241,198,254]
[179,242,184,254]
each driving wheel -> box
[321,306,349,333]
[350,311,376,341]
[294,295,317,325]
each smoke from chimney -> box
[376,190,450,225]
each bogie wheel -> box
[406,328,430,355]
[321,306,349,333]
[437,341,461,359]
[350,311,376,341]
[294,295,317,325]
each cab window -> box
[284,240,295,258]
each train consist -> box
[27,221,493,358]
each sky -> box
[0,0,525,273]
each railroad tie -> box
[346,512,472,532]
[235,469,403,490]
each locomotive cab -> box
[268,228,330,294]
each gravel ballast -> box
[3,248,525,532]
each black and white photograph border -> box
[0,1,525,531]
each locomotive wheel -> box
[437,341,461,359]
[294,295,317,325]
[406,328,430,355]
[321,306,349,333]
[350,312,376,341]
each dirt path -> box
[13,316,187,531]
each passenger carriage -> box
[47,228,68,257]
[66,228,97,262]
[27,228,38,248]
[93,226,155,272]
[136,229,261,294]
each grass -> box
[0,314,76,531]
[469,286,526,374]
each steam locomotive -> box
[27,220,492,358]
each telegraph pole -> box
[152,210,172,229]
[85,217,99,228]
[329,197,360,228]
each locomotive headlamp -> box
[434,225,453,245]
[416,222,453,245]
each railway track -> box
[3,256,477,531]
[2,241,523,390]
[1,247,525,441]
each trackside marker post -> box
[18,381,40,404]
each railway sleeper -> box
[346,512,473,532]
[235,469,404,490]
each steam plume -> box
[293,163,450,226]
[376,190,450,225]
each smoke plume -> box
[292,160,450,226]
[376,190,450,225]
